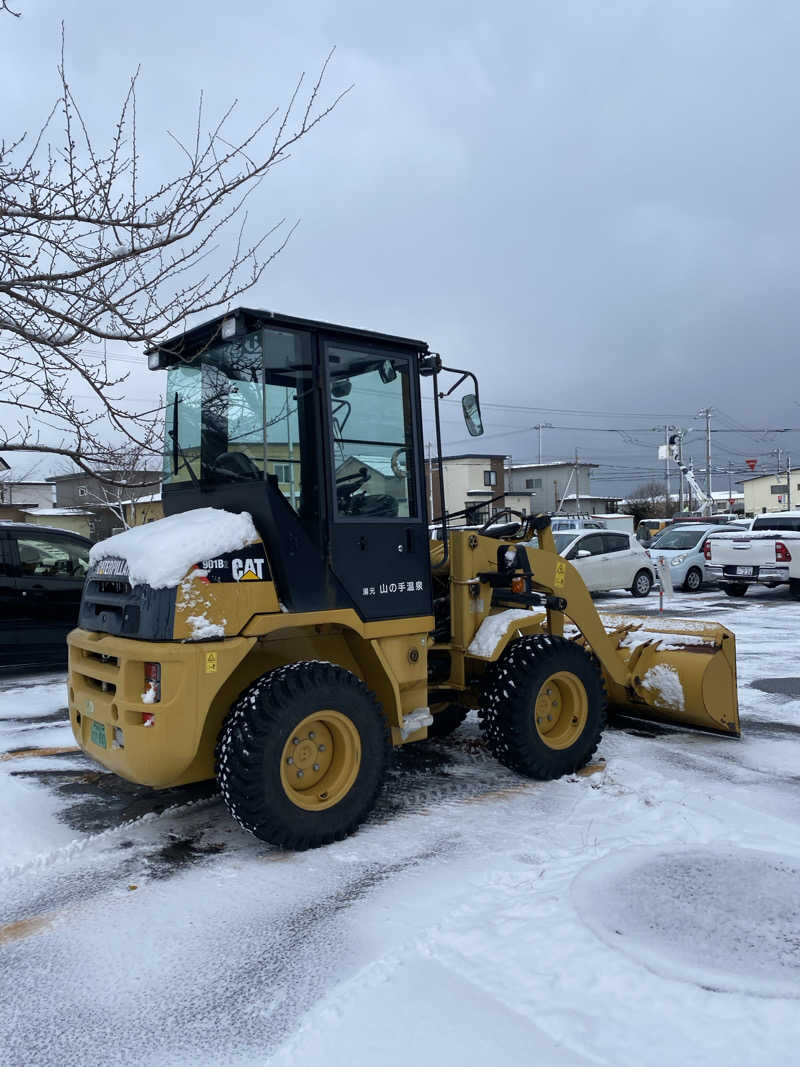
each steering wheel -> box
[390,447,408,478]
[477,508,527,538]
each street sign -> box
[771,484,787,494]
[746,459,757,471]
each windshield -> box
[163,326,316,515]
[552,532,578,553]
[752,516,800,532]
[649,527,705,551]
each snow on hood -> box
[89,508,259,588]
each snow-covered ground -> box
[2,587,800,1065]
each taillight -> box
[142,662,161,710]
[703,541,712,561]
[776,541,792,563]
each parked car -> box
[635,518,669,545]
[0,522,91,670]
[646,522,721,592]
[704,511,800,597]
[548,530,655,596]
[550,517,605,533]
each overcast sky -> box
[4,0,800,498]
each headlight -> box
[670,555,686,566]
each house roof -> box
[441,453,508,462]
[509,460,599,470]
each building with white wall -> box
[742,470,800,515]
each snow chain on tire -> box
[478,634,607,779]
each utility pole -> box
[698,408,712,499]
[664,425,671,510]
[575,450,581,515]
[787,454,792,512]
[427,442,434,521]
[728,461,733,512]
[677,431,685,512]
[533,422,552,465]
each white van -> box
[550,516,606,533]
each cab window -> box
[327,345,418,520]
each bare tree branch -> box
[0,25,349,474]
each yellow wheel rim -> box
[533,671,588,750]
[279,710,361,811]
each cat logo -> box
[232,558,265,582]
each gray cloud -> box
[4,0,800,494]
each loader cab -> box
[150,308,471,623]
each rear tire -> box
[683,567,702,593]
[790,579,800,600]
[216,663,390,849]
[723,583,749,597]
[427,704,468,738]
[630,569,652,597]
[478,635,606,779]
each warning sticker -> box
[554,561,566,588]
[205,652,218,674]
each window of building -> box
[483,470,497,487]
[273,462,293,484]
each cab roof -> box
[148,307,429,364]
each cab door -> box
[324,340,432,622]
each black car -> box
[0,522,92,670]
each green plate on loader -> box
[90,719,107,749]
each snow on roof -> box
[510,460,599,470]
[90,507,258,588]
[21,507,92,517]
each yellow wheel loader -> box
[67,309,739,849]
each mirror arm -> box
[438,366,481,409]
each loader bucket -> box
[594,613,740,737]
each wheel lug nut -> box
[292,737,299,745]
[313,763,320,771]
[318,744,326,752]
[308,731,315,739]
[297,770,304,778]
[286,757,294,765]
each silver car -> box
[647,523,719,592]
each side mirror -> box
[379,359,397,384]
[462,393,484,437]
[331,378,352,399]
[576,549,591,558]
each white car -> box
[550,529,655,597]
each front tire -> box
[683,567,702,593]
[723,583,749,597]
[790,579,800,600]
[630,569,653,597]
[216,663,390,849]
[479,635,607,779]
